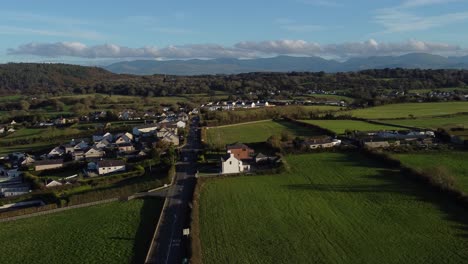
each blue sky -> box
[2,0,468,64]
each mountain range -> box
[105,53,468,75]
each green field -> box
[206,120,321,146]
[377,114,468,129]
[198,153,468,263]
[302,105,343,111]
[299,120,403,134]
[345,102,468,119]
[394,151,468,192]
[0,198,163,264]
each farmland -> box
[393,151,468,192]
[206,120,321,147]
[377,114,468,129]
[298,120,403,134]
[0,198,163,264]
[197,153,468,264]
[344,102,468,119]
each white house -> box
[221,153,250,174]
[97,160,126,175]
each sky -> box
[1,0,468,64]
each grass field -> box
[0,198,163,264]
[197,153,468,264]
[299,120,403,134]
[394,151,468,192]
[344,102,468,119]
[206,120,322,146]
[377,114,468,129]
[302,105,343,111]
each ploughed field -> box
[394,151,468,193]
[0,198,163,264]
[206,120,322,146]
[298,119,403,134]
[344,101,468,119]
[198,153,468,264]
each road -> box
[145,117,201,264]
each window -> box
[229,161,232,165]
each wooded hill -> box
[1,63,468,102]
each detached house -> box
[221,153,250,174]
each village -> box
[0,110,190,198]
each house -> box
[93,139,110,150]
[115,133,133,144]
[34,159,63,171]
[161,132,180,146]
[176,121,186,129]
[73,150,85,161]
[72,140,89,150]
[221,153,250,174]
[305,137,341,149]
[0,186,30,197]
[133,124,159,136]
[20,155,36,166]
[84,147,105,159]
[158,127,172,137]
[46,180,63,188]
[226,143,254,160]
[117,142,135,153]
[93,132,113,142]
[362,139,401,149]
[48,146,65,158]
[0,126,5,134]
[178,112,189,121]
[97,160,126,175]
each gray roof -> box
[35,159,63,166]
[97,160,125,167]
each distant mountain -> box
[105,53,468,75]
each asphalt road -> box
[145,118,200,264]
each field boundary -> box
[205,119,272,129]
[144,164,176,263]
[0,198,118,223]
[190,177,205,264]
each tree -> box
[19,100,30,111]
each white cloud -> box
[374,0,468,33]
[7,39,466,60]
[400,0,464,8]
[0,25,105,40]
[374,8,468,33]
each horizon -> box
[1,0,468,65]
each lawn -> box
[344,102,468,119]
[299,120,403,134]
[394,151,468,193]
[206,120,322,146]
[0,198,163,264]
[377,114,468,129]
[197,153,468,264]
